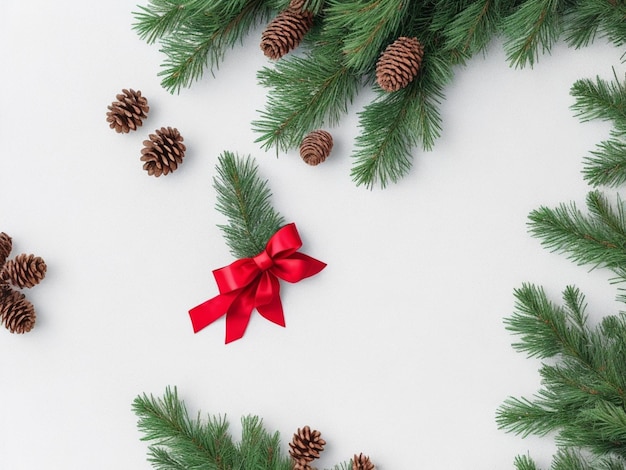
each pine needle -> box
[213,152,285,259]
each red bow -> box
[189,223,326,343]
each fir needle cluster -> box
[213,151,285,259]
[133,0,626,188]
[498,284,626,469]
[500,191,626,468]
[133,386,359,470]
[571,70,626,188]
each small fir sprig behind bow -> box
[188,152,326,343]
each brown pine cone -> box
[0,289,35,333]
[140,127,186,177]
[289,426,326,465]
[106,88,150,133]
[300,130,333,166]
[353,453,375,470]
[0,232,12,268]
[2,254,47,289]
[261,9,313,60]
[376,37,424,92]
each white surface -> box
[1,2,626,469]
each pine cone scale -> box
[353,453,375,470]
[0,232,12,268]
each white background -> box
[2,1,626,469]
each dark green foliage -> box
[134,0,626,188]
[350,49,452,188]
[497,284,626,460]
[437,0,517,63]
[133,386,293,470]
[514,449,626,470]
[213,151,285,259]
[571,70,626,187]
[501,191,626,467]
[133,0,274,93]
[323,0,411,75]
[501,0,564,68]
[528,190,626,281]
[253,40,361,153]
[133,387,358,469]
[564,0,626,50]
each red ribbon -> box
[189,223,326,343]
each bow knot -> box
[252,250,273,271]
[189,223,326,343]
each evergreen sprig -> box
[513,449,626,470]
[564,0,626,51]
[134,387,360,470]
[437,0,516,62]
[497,284,626,459]
[213,151,285,259]
[323,0,410,76]
[135,0,626,188]
[350,49,452,188]
[571,70,626,187]
[253,40,361,153]
[528,190,626,282]
[133,0,274,93]
[133,386,292,470]
[502,0,563,69]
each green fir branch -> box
[135,0,626,188]
[350,50,452,188]
[133,386,292,470]
[564,0,626,50]
[253,41,361,152]
[583,137,626,188]
[133,386,238,469]
[502,0,564,68]
[134,0,273,93]
[571,71,626,133]
[133,0,215,44]
[323,0,410,75]
[439,0,515,61]
[514,454,538,470]
[527,191,626,280]
[213,151,285,259]
[571,70,626,187]
[498,284,626,458]
[515,449,626,470]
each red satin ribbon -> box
[189,223,326,343]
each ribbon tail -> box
[188,291,239,333]
[224,285,257,344]
[257,275,285,327]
